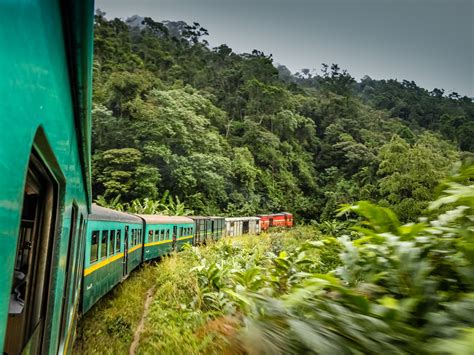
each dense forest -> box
[91,13,474,222]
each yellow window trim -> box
[84,252,124,276]
[145,240,172,247]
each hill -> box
[91,13,473,221]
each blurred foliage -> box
[90,13,472,222]
[78,167,473,353]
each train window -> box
[90,231,99,263]
[165,229,169,240]
[101,231,108,259]
[132,229,136,246]
[116,230,121,253]
[109,230,115,256]
[148,230,153,243]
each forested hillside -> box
[91,13,473,221]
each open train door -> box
[172,226,178,251]
[5,153,59,354]
[123,226,129,278]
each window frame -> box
[90,230,100,263]
[100,230,108,259]
[116,229,121,253]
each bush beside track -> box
[74,173,474,354]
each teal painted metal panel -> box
[0,0,94,353]
[83,220,142,313]
[144,223,194,261]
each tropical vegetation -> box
[91,13,473,222]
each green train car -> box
[0,0,94,353]
[82,205,143,313]
[140,216,195,261]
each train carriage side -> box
[208,217,225,241]
[0,1,94,354]
[82,205,143,313]
[258,212,294,232]
[140,215,194,260]
[189,216,210,245]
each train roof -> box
[137,215,194,224]
[257,212,292,217]
[188,216,225,220]
[89,204,142,223]
[64,1,95,211]
[225,217,261,221]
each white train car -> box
[225,217,261,237]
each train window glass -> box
[166,229,170,240]
[153,229,158,242]
[116,230,121,253]
[148,230,153,243]
[132,229,136,246]
[90,231,99,263]
[101,231,108,259]
[109,230,115,256]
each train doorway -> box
[5,153,58,354]
[242,221,249,234]
[123,226,129,277]
[172,226,178,250]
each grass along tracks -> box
[73,190,474,354]
[73,226,338,354]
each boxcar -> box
[208,217,226,241]
[0,1,94,353]
[189,217,211,245]
[140,215,194,260]
[189,217,225,244]
[258,213,294,232]
[82,205,143,313]
[225,217,261,237]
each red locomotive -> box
[258,212,294,232]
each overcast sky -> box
[96,0,473,97]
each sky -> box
[96,0,474,97]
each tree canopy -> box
[91,13,473,221]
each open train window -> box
[90,231,99,263]
[109,230,115,256]
[100,231,108,259]
[5,152,59,354]
[115,230,121,253]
